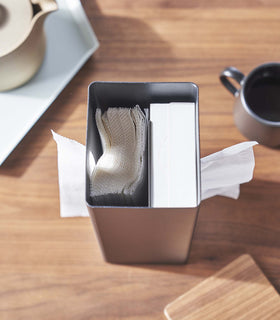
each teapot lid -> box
[0,0,33,57]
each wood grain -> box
[164,255,280,320]
[1,0,280,319]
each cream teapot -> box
[0,0,57,91]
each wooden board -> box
[164,255,280,320]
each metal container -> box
[86,82,201,264]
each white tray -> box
[0,0,99,165]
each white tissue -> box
[52,131,88,217]
[52,131,257,217]
[201,141,258,200]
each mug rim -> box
[240,62,280,127]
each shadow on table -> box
[128,179,280,289]
[0,0,172,177]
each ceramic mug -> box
[220,62,280,147]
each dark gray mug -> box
[220,62,280,147]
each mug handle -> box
[220,67,245,96]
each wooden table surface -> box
[1,1,280,319]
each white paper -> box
[150,103,197,207]
[52,131,258,217]
[201,141,258,200]
[52,130,89,217]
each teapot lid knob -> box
[0,0,33,57]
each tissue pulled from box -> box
[90,106,148,206]
[52,130,89,217]
[201,141,258,200]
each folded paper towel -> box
[91,106,147,206]
[52,131,257,217]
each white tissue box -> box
[86,82,201,264]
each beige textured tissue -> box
[91,106,147,206]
